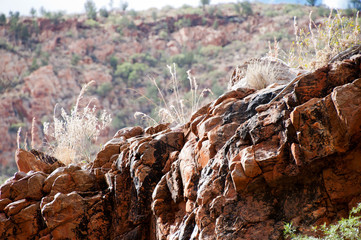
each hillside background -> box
[0,1,358,180]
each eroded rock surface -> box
[1,56,361,239]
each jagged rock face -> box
[1,56,361,239]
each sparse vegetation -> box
[99,7,109,18]
[0,13,6,25]
[134,64,212,126]
[232,59,282,90]
[286,11,361,70]
[234,1,253,17]
[43,81,112,165]
[284,203,361,239]
[84,0,97,20]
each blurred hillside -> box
[0,2,351,179]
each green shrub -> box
[170,52,196,68]
[286,11,361,70]
[152,11,157,21]
[241,1,253,16]
[84,19,99,28]
[264,9,278,17]
[200,0,211,12]
[130,53,157,67]
[96,82,112,97]
[9,122,26,133]
[84,0,97,20]
[118,17,136,30]
[199,45,222,57]
[29,58,39,72]
[0,13,6,25]
[99,7,109,18]
[284,203,361,240]
[71,54,80,66]
[175,18,192,29]
[159,30,169,40]
[109,55,118,70]
[120,0,128,11]
[115,62,147,86]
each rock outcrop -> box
[1,55,361,239]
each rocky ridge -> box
[0,54,361,239]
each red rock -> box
[15,149,50,173]
[0,199,11,212]
[113,126,144,139]
[41,192,86,237]
[4,199,32,216]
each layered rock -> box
[1,55,361,239]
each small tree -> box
[200,0,210,12]
[99,7,109,18]
[120,0,128,12]
[350,0,361,10]
[30,8,37,18]
[0,14,6,25]
[306,0,317,6]
[84,0,97,20]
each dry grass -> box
[134,64,212,126]
[230,59,284,90]
[287,10,361,70]
[43,81,112,165]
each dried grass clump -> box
[230,59,283,90]
[43,81,112,165]
[288,10,361,70]
[134,64,212,126]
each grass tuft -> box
[287,10,361,70]
[134,64,212,127]
[43,80,112,165]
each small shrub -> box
[287,11,361,70]
[159,30,169,40]
[284,203,361,239]
[0,13,6,25]
[96,82,112,97]
[240,1,253,17]
[9,122,26,133]
[43,81,112,164]
[199,45,222,57]
[231,59,282,90]
[99,7,109,18]
[134,64,212,126]
[118,16,136,30]
[109,55,118,70]
[175,18,192,30]
[71,54,80,66]
[84,19,99,28]
[170,52,196,68]
[29,58,39,72]
[200,0,211,12]
[120,0,128,11]
[152,11,157,22]
[84,0,97,20]
[115,62,147,86]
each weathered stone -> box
[15,149,50,173]
[0,199,11,212]
[113,126,144,139]
[4,199,32,216]
[41,192,86,238]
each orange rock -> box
[15,149,50,173]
